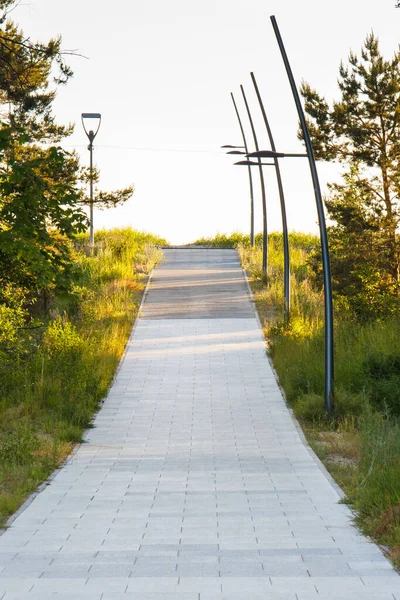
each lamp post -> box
[81,112,101,246]
[240,85,268,278]
[250,72,291,321]
[230,93,255,247]
[262,15,334,414]
[222,138,254,245]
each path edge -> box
[240,258,347,501]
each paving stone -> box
[202,593,298,600]
[102,595,198,600]
[84,577,130,592]
[3,593,102,600]
[0,249,398,599]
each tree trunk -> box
[381,162,399,281]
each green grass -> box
[238,232,321,327]
[192,232,255,248]
[0,228,166,526]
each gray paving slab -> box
[140,248,254,318]
[0,248,399,598]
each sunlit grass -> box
[0,228,166,526]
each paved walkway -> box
[0,249,399,599]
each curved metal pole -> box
[231,93,255,247]
[251,72,290,321]
[240,85,268,278]
[270,15,334,414]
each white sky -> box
[15,0,400,244]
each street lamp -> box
[251,72,291,321]
[222,119,255,246]
[230,93,255,246]
[266,15,334,415]
[221,144,245,149]
[81,112,102,246]
[240,85,268,278]
[247,152,307,159]
[249,139,334,416]
[248,150,307,158]
[235,160,275,167]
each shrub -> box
[293,393,327,423]
[44,317,85,357]
[0,430,39,466]
[293,389,367,424]
[362,353,400,415]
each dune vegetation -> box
[0,229,165,526]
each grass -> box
[0,228,166,526]
[192,232,256,248]
[199,230,400,566]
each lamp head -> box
[81,113,102,140]
[247,150,284,158]
[234,160,259,166]
[234,160,275,166]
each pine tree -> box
[301,33,400,316]
[0,1,133,306]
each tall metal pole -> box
[270,15,334,414]
[82,113,101,248]
[250,72,290,321]
[240,85,268,278]
[89,132,94,246]
[231,93,255,247]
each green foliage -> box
[0,228,165,525]
[239,239,400,421]
[78,165,134,211]
[362,353,400,414]
[0,14,73,140]
[351,411,400,549]
[0,429,39,466]
[293,390,366,423]
[0,142,88,297]
[301,32,400,317]
[238,232,321,331]
[44,318,85,357]
[309,166,400,321]
[301,33,400,174]
[192,231,256,248]
[0,4,136,309]
[85,183,134,211]
[0,4,87,303]
[193,231,319,250]
[270,314,400,418]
